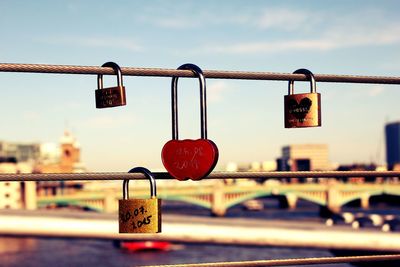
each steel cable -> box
[0,171,398,182]
[1,63,400,84]
[138,254,400,267]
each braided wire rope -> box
[1,63,400,84]
[139,254,400,267]
[0,171,399,181]
[1,63,400,266]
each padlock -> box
[95,61,126,108]
[284,68,321,128]
[161,63,219,181]
[119,167,161,233]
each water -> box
[0,237,349,267]
[0,197,399,267]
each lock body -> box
[95,86,126,108]
[162,139,219,181]
[119,198,161,233]
[96,61,126,109]
[284,92,321,128]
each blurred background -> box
[0,1,400,266]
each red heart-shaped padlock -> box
[162,63,219,180]
[161,139,219,181]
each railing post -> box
[361,193,370,209]
[23,181,37,210]
[103,190,116,213]
[285,193,298,210]
[211,180,226,217]
[326,179,341,214]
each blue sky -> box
[1,0,399,171]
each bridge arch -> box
[159,195,212,209]
[225,191,327,210]
[293,192,326,206]
[368,193,400,207]
[38,200,102,212]
[225,191,274,209]
[340,191,384,207]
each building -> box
[280,144,331,171]
[0,159,36,210]
[35,130,84,173]
[35,130,86,196]
[0,130,86,209]
[385,122,400,170]
[0,141,40,163]
[0,141,39,210]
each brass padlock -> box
[119,167,161,233]
[95,61,126,108]
[284,68,321,128]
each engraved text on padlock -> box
[284,68,321,128]
[161,63,219,181]
[96,62,127,109]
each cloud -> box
[152,17,200,29]
[195,7,400,54]
[203,39,334,54]
[207,81,230,103]
[257,8,311,31]
[202,23,400,54]
[38,36,143,51]
[139,7,311,31]
[368,86,385,97]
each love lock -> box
[119,167,161,233]
[95,62,126,108]
[161,63,219,181]
[284,68,321,128]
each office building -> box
[280,144,331,171]
[0,142,40,163]
[385,122,400,170]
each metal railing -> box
[1,62,400,266]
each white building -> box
[282,144,332,171]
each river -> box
[0,197,399,267]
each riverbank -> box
[0,210,399,252]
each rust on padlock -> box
[96,61,127,109]
[284,68,321,128]
[119,167,162,234]
[119,198,161,233]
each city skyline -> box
[1,1,400,171]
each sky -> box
[0,0,399,172]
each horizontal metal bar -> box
[139,254,400,267]
[1,63,400,84]
[0,171,398,182]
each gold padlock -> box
[284,68,321,128]
[119,167,161,233]
[95,61,127,108]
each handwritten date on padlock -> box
[119,206,153,231]
[161,139,219,181]
[119,199,161,233]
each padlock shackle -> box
[97,61,123,89]
[288,68,316,95]
[171,63,207,140]
[123,167,156,200]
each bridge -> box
[37,181,400,216]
